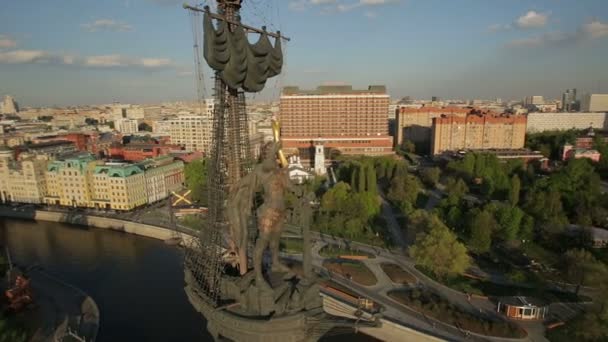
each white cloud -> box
[84,55,173,68]
[289,0,398,13]
[82,19,133,32]
[515,11,548,29]
[487,23,511,33]
[0,35,17,49]
[364,11,377,19]
[583,20,608,39]
[0,49,173,69]
[177,70,194,77]
[507,20,608,48]
[0,50,55,64]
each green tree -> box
[421,167,440,187]
[496,205,525,241]
[387,173,420,209]
[357,162,366,192]
[519,215,535,242]
[563,249,608,294]
[365,163,378,194]
[400,140,416,154]
[468,209,496,254]
[138,122,152,132]
[410,224,471,280]
[444,177,469,206]
[509,174,521,206]
[184,159,207,204]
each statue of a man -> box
[253,163,293,287]
[226,142,282,276]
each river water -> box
[0,219,376,342]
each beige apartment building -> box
[279,85,393,158]
[0,148,48,204]
[137,156,184,204]
[395,106,471,148]
[168,115,212,153]
[431,114,527,155]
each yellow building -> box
[0,148,48,204]
[44,153,98,207]
[91,164,147,210]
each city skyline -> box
[0,0,608,106]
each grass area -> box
[389,288,527,339]
[416,266,589,303]
[520,243,560,268]
[279,238,303,254]
[323,259,377,286]
[381,263,416,285]
[319,245,375,259]
[178,215,204,231]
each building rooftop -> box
[282,85,387,96]
[94,164,143,178]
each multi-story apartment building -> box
[431,114,527,155]
[137,156,184,204]
[115,118,139,134]
[526,112,608,132]
[279,85,393,161]
[44,153,99,207]
[581,94,608,113]
[43,153,184,210]
[168,115,211,153]
[394,106,471,148]
[91,164,147,210]
[0,149,48,204]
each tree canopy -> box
[409,223,471,279]
[184,159,207,204]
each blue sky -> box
[1,0,607,107]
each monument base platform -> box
[185,269,333,342]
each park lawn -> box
[323,259,377,286]
[280,238,304,254]
[520,242,561,268]
[388,288,526,339]
[319,245,375,259]
[416,266,589,303]
[380,263,416,285]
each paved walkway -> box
[304,191,563,341]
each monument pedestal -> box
[185,269,331,342]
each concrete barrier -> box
[0,208,197,245]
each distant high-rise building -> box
[581,94,608,113]
[1,95,19,114]
[431,96,441,102]
[525,96,545,106]
[279,85,393,159]
[114,118,139,134]
[562,89,578,112]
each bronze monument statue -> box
[182,2,379,341]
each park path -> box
[377,189,407,252]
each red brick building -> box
[279,85,393,160]
[107,142,179,162]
